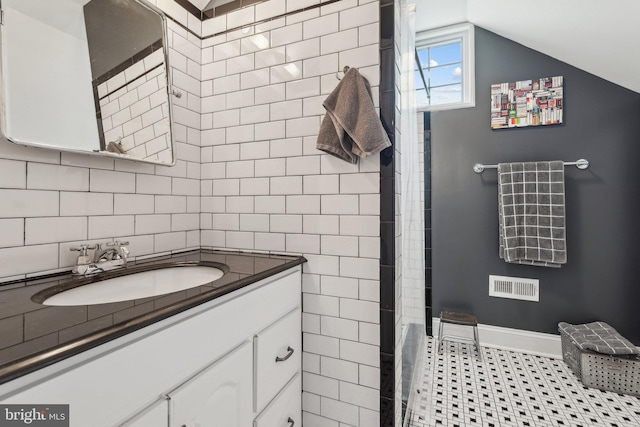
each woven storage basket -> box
[560,329,640,396]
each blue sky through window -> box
[416,40,463,108]
[430,43,461,66]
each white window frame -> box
[415,22,475,111]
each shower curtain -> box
[399,1,426,425]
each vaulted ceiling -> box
[416,0,640,94]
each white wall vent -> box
[489,275,539,302]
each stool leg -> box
[473,325,482,361]
[437,319,444,353]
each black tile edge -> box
[379,0,396,424]
[379,91,395,137]
[173,0,203,19]
[379,3,394,46]
[379,48,395,92]
[423,112,433,334]
[379,221,395,266]
[380,396,394,426]
[380,351,395,398]
[380,265,395,309]
[380,310,395,354]
[380,180,394,221]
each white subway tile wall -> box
[200,0,382,423]
[0,1,382,425]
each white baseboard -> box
[432,318,562,359]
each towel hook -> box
[335,66,351,81]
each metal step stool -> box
[438,311,482,360]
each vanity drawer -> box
[254,308,301,412]
[254,373,301,427]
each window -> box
[415,23,475,111]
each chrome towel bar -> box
[473,158,589,174]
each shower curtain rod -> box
[473,158,589,174]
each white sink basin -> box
[43,266,225,306]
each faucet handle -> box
[107,241,130,260]
[70,244,96,256]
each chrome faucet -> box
[70,241,130,276]
[94,241,130,264]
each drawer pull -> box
[287,417,295,426]
[275,346,294,362]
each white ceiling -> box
[415,0,640,94]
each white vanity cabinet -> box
[0,267,302,427]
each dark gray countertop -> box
[0,249,305,385]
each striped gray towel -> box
[498,161,567,267]
[558,321,640,355]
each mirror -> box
[0,0,176,165]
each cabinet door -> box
[121,398,168,427]
[168,341,252,427]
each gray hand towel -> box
[316,67,391,163]
[498,160,567,267]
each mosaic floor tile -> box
[406,338,640,427]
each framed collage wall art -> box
[491,76,563,129]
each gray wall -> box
[432,27,640,343]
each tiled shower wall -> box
[0,0,384,426]
[0,17,202,282]
[197,1,383,425]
